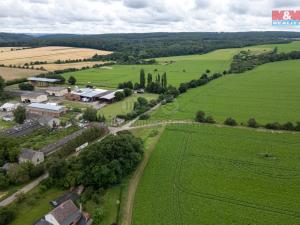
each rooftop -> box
[21,92,47,98]
[100,90,123,100]
[72,88,110,98]
[28,77,60,83]
[19,148,40,161]
[48,200,81,225]
[27,103,65,112]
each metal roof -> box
[28,103,65,111]
[27,77,60,82]
[73,88,108,98]
[100,90,123,100]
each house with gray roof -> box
[45,200,81,225]
[19,148,44,165]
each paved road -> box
[0,173,49,207]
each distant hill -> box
[0,33,33,43]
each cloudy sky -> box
[0,0,300,34]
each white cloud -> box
[0,0,299,34]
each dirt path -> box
[0,173,49,207]
[121,126,165,225]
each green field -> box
[132,124,300,225]
[62,49,236,88]
[98,93,157,121]
[252,41,300,53]
[150,59,300,124]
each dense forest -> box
[1,32,300,61]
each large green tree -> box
[139,69,145,88]
[13,106,26,124]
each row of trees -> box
[195,111,300,132]
[230,49,300,73]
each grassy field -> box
[150,59,300,124]
[62,49,237,88]
[98,93,157,121]
[0,46,112,66]
[9,187,64,225]
[0,67,46,80]
[252,41,300,53]
[132,124,300,225]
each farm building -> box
[27,77,60,87]
[99,90,123,103]
[0,103,19,112]
[66,87,113,102]
[21,92,48,103]
[19,148,44,165]
[46,87,68,97]
[27,103,66,118]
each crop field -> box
[0,46,112,66]
[98,93,157,121]
[132,124,300,225]
[62,49,237,88]
[150,59,300,124]
[0,47,29,53]
[0,67,46,80]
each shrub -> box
[83,107,97,122]
[13,106,26,124]
[205,116,216,124]
[195,111,206,123]
[18,82,34,91]
[139,114,150,120]
[68,76,77,85]
[265,122,282,130]
[282,122,294,131]
[0,207,15,225]
[123,88,132,97]
[247,118,258,128]
[115,91,125,101]
[224,117,238,126]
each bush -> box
[83,107,97,122]
[0,207,15,225]
[247,118,258,128]
[205,116,216,124]
[139,114,150,120]
[13,106,26,124]
[265,122,281,130]
[282,121,294,131]
[68,76,77,85]
[195,111,206,123]
[123,88,132,97]
[115,91,125,101]
[18,82,34,91]
[224,117,238,126]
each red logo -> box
[272,10,300,20]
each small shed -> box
[19,148,44,165]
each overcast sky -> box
[0,0,300,34]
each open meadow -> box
[62,48,237,88]
[132,124,300,225]
[150,59,300,124]
[0,46,112,66]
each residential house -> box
[21,92,48,103]
[46,87,68,97]
[19,148,44,165]
[45,200,81,225]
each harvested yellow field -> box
[0,47,29,53]
[0,67,45,80]
[0,46,112,66]
[33,61,107,71]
